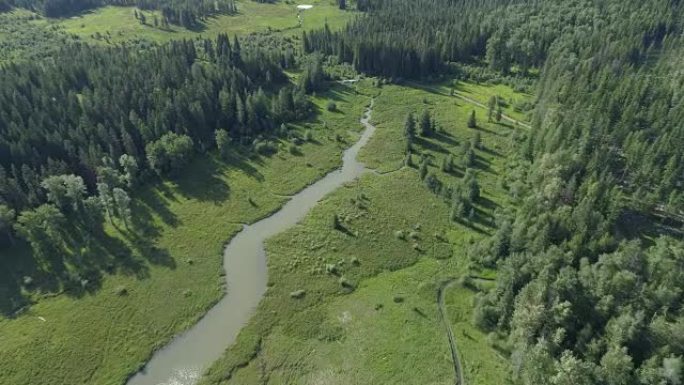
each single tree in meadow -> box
[420,109,432,136]
[467,110,477,128]
[404,112,416,142]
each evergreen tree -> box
[0,204,15,245]
[419,109,432,136]
[467,110,477,129]
[404,113,416,143]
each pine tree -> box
[420,109,432,136]
[467,110,477,129]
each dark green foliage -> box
[404,113,416,142]
[0,35,308,214]
[419,109,432,137]
[13,204,65,259]
[146,133,194,176]
[0,204,15,246]
[418,156,429,180]
[215,129,232,159]
[298,55,327,94]
[467,110,477,129]
[9,0,237,27]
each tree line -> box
[304,0,684,383]
[0,33,326,256]
[6,0,237,27]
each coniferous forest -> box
[304,0,684,383]
[1,0,684,384]
[7,0,238,26]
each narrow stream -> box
[126,100,376,385]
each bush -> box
[115,286,128,296]
[325,263,339,275]
[326,101,337,112]
[254,141,278,156]
[339,277,354,290]
[288,144,301,155]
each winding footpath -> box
[126,100,377,385]
[438,279,466,385]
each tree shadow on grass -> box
[474,125,503,137]
[415,136,450,154]
[135,189,180,229]
[225,151,265,182]
[480,145,504,158]
[432,131,460,147]
[0,243,32,317]
[474,154,497,175]
[174,156,231,203]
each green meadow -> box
[200,80,530,384]
[0,81,374,385]
[58,0,354,44]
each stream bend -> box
[126,100,376,385]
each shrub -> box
[326,101,337,112]
[339,277,354,290]
[254,140,278,156]
[115,286,128,296]
[325,263,339,275]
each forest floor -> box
[200,80,528,385]
[0,81,375,385]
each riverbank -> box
[0,82,373,385]
[127,99,377,385]
[200,80,527,384]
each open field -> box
[200,80,529,384]
[57,0,355,44]
[0,81,374,385]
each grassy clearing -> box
[201,79,527,384]
[454,80,533,123]
[57,0,354,44]
[0,81,373,385]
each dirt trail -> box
[438,279,465,385]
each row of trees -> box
[302,0,572,79]
[7,0,236,26]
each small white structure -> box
[297,4,313,10]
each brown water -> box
[126,101,376,385]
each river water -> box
[126,101,376,385]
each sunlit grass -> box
[57,0,355,44]
[0,81,374,385]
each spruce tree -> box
[467,110,477,129]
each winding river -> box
[126,100,376,385]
